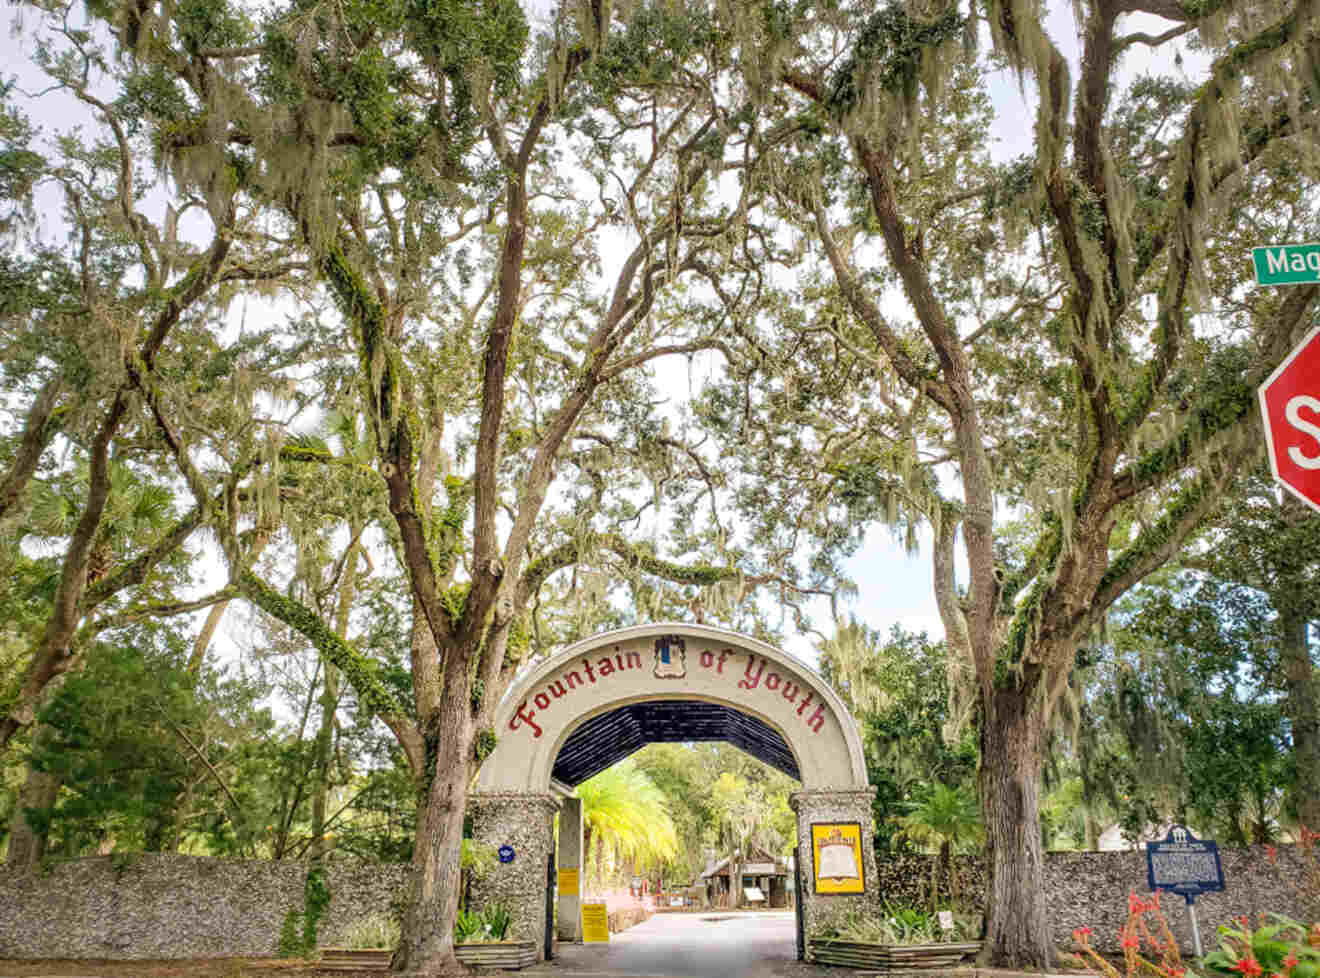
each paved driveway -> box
[531,911,799,978]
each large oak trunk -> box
[1281,606,1320,832]
[5,762,60,871]
[979,685,1052,969]
[392,675,474,976]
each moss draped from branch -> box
[236,569,408,721]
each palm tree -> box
[577,759,679,893]
[893,782,983,910]
[6,462,179,868]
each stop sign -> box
[1259,324,1320,513]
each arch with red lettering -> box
[475,622,869,792]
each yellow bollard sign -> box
[581,903,610,943]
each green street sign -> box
[1253,244,1320,285]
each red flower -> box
[1122,933,1141,950]
[1130,892,1144,914]
[1073,926,1093,944]
[1283,953,1299,969]
[1231,957,1263,977]
[1266,845,1277,864]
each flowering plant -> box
[1201,913,1319,978]
[1072,891,1195,978]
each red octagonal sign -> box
[1259,324,1320,513]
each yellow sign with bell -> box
[581,902,610,943]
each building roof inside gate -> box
[551,699,801,785]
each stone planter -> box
[807,938,982,970]
[320,941,538,971]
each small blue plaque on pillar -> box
[498,844,515,864]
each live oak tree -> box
[1135,473,1320,832]
[689,0,1320,966]
[94,0,812,970]
[0,17,308,766]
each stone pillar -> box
[468,792,559,959]
[556,796,584,941]
[790,788,878,941]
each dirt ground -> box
[0,962,823,978]
[0,960,420,978]
[0,957,832,978]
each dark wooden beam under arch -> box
[551,700,800,785]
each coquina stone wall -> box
[0,844,1310,959]
[0,854,408,959]
[869,844,1312,956]
[791,788,881,938]
[466,791,559,955]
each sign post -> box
[1258,325,1320,514]
[1145,826,1225,957]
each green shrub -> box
[454,903,514,943]
[485,903,512,941]
[455,908,484,943]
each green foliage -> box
[827,3,966,115]
[1202,914,1320,978]
[301,865,332,953]
[816,903,982,944]
[631,742,797,887]
[454,902,514,944]
[338,911,401,950]
[484,902,511,940]
[237,570,407,722]
[893,783,982,853]
[577,758,680,885]
[1081,546,1296,846]
[473,727,496,764]
[28,631,263,856]
[0,94,44,234]
[454,907,484,943]
[277,908,304,958]
[819,624,977,855]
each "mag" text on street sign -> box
[1253,244,1320,285]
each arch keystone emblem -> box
[654,635,686,678]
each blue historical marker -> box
[1145,825,1224,956]
[498,844,515,864]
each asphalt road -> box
[529,911,800,978]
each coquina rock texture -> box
[869,844,1311,956]
[0,854,407,959]
[0,844,1310,959]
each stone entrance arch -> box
[468,623,876,961]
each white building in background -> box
[1095,823,1204,851]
